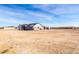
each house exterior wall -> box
[17,25,25,30]
[33,24,44,30]
[25,25,33,30]
[4,27,15,30]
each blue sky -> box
[0,4,79,27]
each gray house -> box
[17,23,44,30]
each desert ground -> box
[0,29,79,54]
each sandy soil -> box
[0,29,79,54]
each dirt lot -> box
[0,29,79,54]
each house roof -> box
[21,23,41,26]
[18,23,44,28]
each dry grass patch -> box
[0,29,79,54]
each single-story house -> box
[17,23,44,30]
[4,26,16,30]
